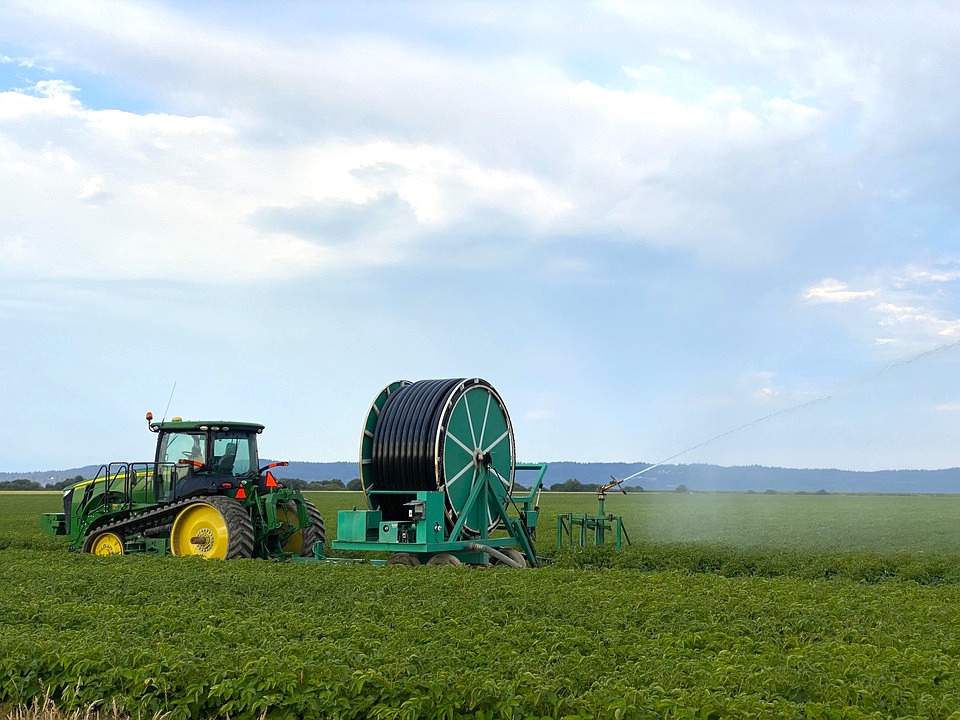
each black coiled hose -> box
[371,378,464,520]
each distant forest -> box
[3,459,959,494]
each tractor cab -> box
[148,417,270,500]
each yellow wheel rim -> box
[91,532,124,556]
[278,505,304,554]
[170,503,229,559]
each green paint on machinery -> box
[40,416,324,560]
[556,476,632,551]
[39,377,573,568]
[333,378,547,567]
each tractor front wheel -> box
[84,531,125,556]
[170,497,254,560]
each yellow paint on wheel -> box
[90,532,124,556]
[170,503,229,559]
[278,504,304,554]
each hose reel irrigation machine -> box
[329,378,547,567]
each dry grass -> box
[1,696,167,720]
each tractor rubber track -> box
[84,496,254,558]
[83,497,199,548]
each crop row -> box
[3,548,960,718]
[553,543,960,585]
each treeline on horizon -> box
[1,476,631,493]
[0,475,844,495]
[0,476,367,492]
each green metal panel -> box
[331,468,547,567]
[337,509,380,542]
[378,521,402,543]
[40,513,66,536]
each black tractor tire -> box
[170,496,254,560]
[387,552,421,566]
[288,500,326,557]
[284,500,327,557]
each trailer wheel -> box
[281,501,326,557]
[170,497,253,560]
[427,553,462,567]
[85,531,124,556]
[387,553,421,566]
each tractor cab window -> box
[159,432,206,466]
[211,432,255,476]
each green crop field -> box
[5,490,960,718]
[11,490,960,554]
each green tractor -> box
[40,413,325,559]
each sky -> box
[0,1,958,472]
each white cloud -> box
[874,303,960,338]
[77,175,109,204]
[806,264,960,348]
[1,0,960,284]
[0,81,571,281]
[803,279,877,303]
[0,0,869,281]
[755,386,779,401]
[899,264,960,284]
[622,65,664,83]
[0,54,51,71]
[742,371,782,403]
[934,402,960,412]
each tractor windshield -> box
[211,431,256,477]
[159,432,207,466]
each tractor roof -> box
[156,420,265,432]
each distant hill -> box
[3,459,959,494]
[537,462,960,494]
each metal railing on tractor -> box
[79,462,184,515]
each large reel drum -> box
[359,378,515,535]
